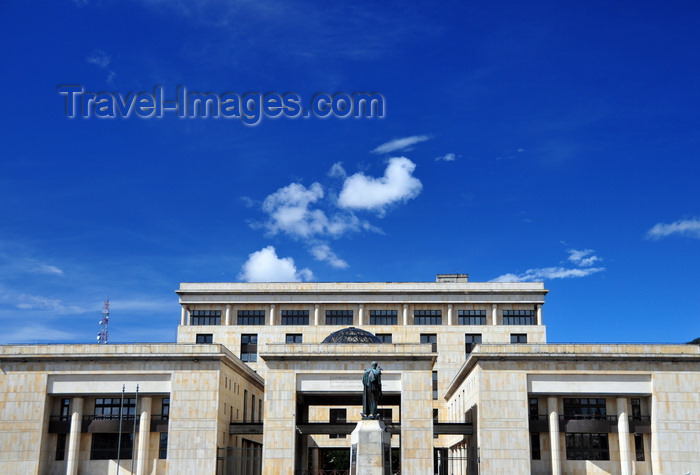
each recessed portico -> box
[259,342,437,475]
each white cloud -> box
[86,50,111,69]
[338,157,422,213]
[37,264,64,276]
[328,162,346,178]
[14,293,86,314]
[491,248,605,282]
[646,218,700,240]
[491,266,605,283]
[567,249,601,267]
[309,243,348,269]
[435,152,457,162]
[238,246,313,282]
[261,182,372,239]
[371,135,430,155]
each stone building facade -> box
[1,274,699,474]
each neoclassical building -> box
[1,274,698,474]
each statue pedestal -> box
[349,419,392,475]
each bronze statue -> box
[362,361,382,419]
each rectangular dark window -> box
[458,310,486,325]
[244,389,248,422]
[376,333,392,343]
[329,409,347,439]
[414,310,442,325]
[237,310,265,325]
[94,397,136,419]
[286,333,303,343]
[433,409,439,437]
[510,333,527,344]
[464,334,482,354]
[196,333,213,344]
[59,398,71,421]
[56,433,67,460]
[531,433,541,460]
[251,394,256,422]
[240,334,258,362]
[281,310,309,325]
[159,432,168,459]
[421,334,438,352]
[191,310,221,325]
[369,310,398,325]
[432,371,438,400]
[503,310,536,325]
[161,397,170,420]
[634,433,645,461]
[90,433,133,460]
[529,398,539,419]
[377,408,392,421]
[326,310,353,325]
[631,398,642,420]
[565,433,609,460]
[564,398,607,418]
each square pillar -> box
[617,397,632,475]
[547,397,561,475]
[261,370,297,475]
[136,397,152,475]
[400,371,433,474]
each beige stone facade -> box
[1,275,699,474]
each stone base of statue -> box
[349,419,392,475]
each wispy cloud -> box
[338,157,422,214]
[491,249,605,282]
[12,293,86,314]
[371,135,430,155]
[309,243,348,269]
[238,246,313,282]
[2,325,79,344]
[567,249,601,267]
[86,49,116,83]
[646,218,700,240]
[435,152,458,162]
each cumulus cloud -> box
[261,182,372,239]
[646,218,700,240]
[567,249,601,267]
[435,152,457,162]
[309,243,348,269]
[491,249,605,282]
[371,135,430,155]
[338,157,422,213]
[238,246,313,282]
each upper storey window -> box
[458,310,486,325]
[281,310,309,325]
[238,310,265,325]
[503,310,536,325]
[326,310,353,325]
[191,310,221,325]
[370,310,397,325]
[414,310,442,325]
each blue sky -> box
[0,0,698,345]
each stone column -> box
[269,304,276,326]
[66,397,83,475]
[491,304,498,325]
[536,304,543,325]
[447,304,453,325]
[403,305,408,326]
[180,306,187,326]
[261,370,297,474]
[400,370,433,474]
[225,305,232,325]
[358,304,364,325]
[136,397,152,475]
[617,397,632,475]
[314,304,320,325]
[548,397,561,475]
[185,307,191,326]
[311,447,320,475]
